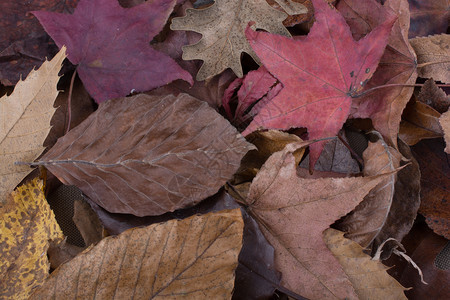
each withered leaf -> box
[170,0,300,80]
[440,110,450,154]
[399,98,443,145]
[417,79,450,114]
[324,228,407,299]
[37,93,253,216]
[30,209,244,299]
[0,178,64,299]
[0,47,65,204]
[336,136,402,248]
[247,141,392,299]
[410,34,450,84]
[408,0,450,38]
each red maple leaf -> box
[33,0,193,103]
[242,0,395,168]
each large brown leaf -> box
[336,137,402,248]
[323,228,407,299]
[37,93,253,216]
[247,141,393,299]
[30,209,244,299]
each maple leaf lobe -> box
[33,0,193,103]
[243,0,395,168]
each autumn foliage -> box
[0,0,449,299]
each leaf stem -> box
[417,60,450,68]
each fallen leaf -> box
[323,228,407,299]
[37,92,253,216]
[247,140,393,299]
[234,209,281,300]
[408,0,450,38]
[417,79,450,113]
[243,0,395,169]
[399,99,443,145]
[338,0,417,147]
[73,199,104,246]
[170,0,299,80]
[410,34,450,84]
[441,110,450,153]
[0,47,65,204]
[30,209,244,299]
[413,139,450,239]
[0,178,64,299]
[223,66,278,122]
[336,136,402,248]
[384,221,450,299]
[268,0,315,27]
[0,0,78,85]
[33,0,193,103]
[233,129,304,184]
[370,139,421,258]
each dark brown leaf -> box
[408,0,450,38]
[417,79,450,114]
[37,92,253,216]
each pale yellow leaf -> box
[0,47,66,203]
[324,228,407,300]
[0,178,64,299]
[30,209,244,299]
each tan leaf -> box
[0,47,65,203]
[170,0,305,80]
[0,178,64,299]
[323,228,407,300]
[410,34,450,84]
[37,93,254,216]
[247,141,392,299]
[440,109,450,154]
[336,136,402,247]
[417,78,450,114]
[30,209,244,299]
[399,99,443,145]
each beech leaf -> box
[170,0,300,80]
[323,228,407,299]
[247,141,394,299]
[0,47,65,204]
[37,93,254,216]
[410,34,450,84]
[33,0,193,103]
[30,209,244,299]
[243,0,396,168]
[0,178,64,299]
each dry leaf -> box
[0,178,64,298]
[410,34,450,84]
[323,228,407,300]
[73,199,104,246]
[30,209,244,299]
[417,79,450,114]
[399,99,443,145]
[336,136,402,248]
[440,110,450,154]
[0,47,65,204]
[247,141,393,299]
[170,0,301,80]
[37,93,253,216]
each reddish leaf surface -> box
[243,0,395,168]
[0,0,79,86]
[37,92,253,216]
[338,0,418,147]
[33,0,192,103]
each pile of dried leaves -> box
[1,0,449,299]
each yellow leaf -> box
[0,178,64,299]
[324,228,407,300]
[30,209,244,299]
[0,47,66,203]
